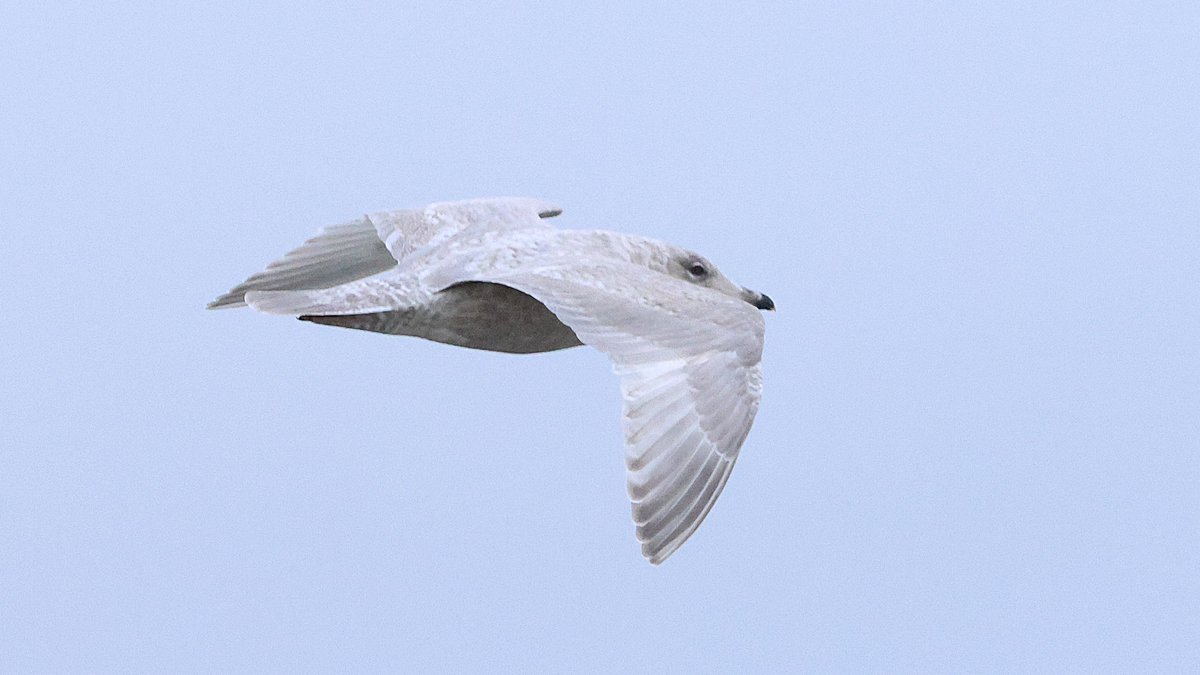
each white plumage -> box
[210,197,772,564]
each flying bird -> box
[209,197,773,563]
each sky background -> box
[2,2,1198,672]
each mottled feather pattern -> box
[209,197,769,564]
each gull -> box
[209,197,774,564]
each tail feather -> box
[299,311,414,335]
[244,277,412,316]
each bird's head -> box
[667,248,775,312]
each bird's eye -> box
[687,262,708,277]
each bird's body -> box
[210,197,772,563]
[300,281,583,354]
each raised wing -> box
[207,216,394,309]
[208,197,561,309]
[370,197,561,264]
[460,262,765,564]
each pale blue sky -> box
[2,2,1197,672]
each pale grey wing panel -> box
[368,197,562,266]
[461,263,764,564]
[207,216,395,309]
[619,352,762,563]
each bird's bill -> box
[742,288,775,311]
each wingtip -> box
[643,544,676,566]
[206,295,247,310]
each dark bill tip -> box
[755,293,775,311]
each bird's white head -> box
[663,246,775,312]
